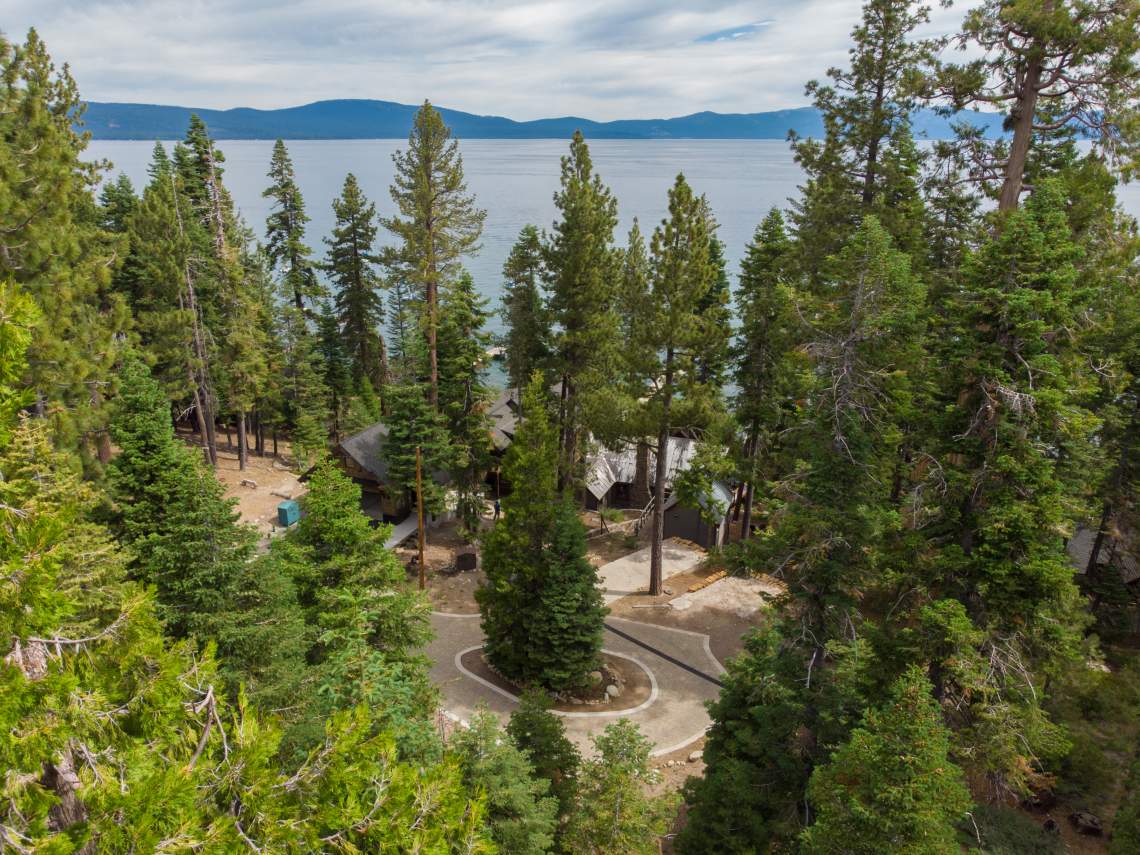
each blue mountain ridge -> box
[81,98,1006,141]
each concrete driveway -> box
[424,612,724,757]
[595,539,705,603]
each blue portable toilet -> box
[277,500,300,527]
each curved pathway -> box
[424,612,725,756]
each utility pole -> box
[416,445,426,590]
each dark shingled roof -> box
[339,420,453,486]
[339,421,391,482]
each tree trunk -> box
[997,48,1045,211]
[238,412,248,471]
[557,374,573,493]
[649,351,674,596]
[91,385,112,465]
[272,429,278,457]
[190,384,212,466]
[427,278,439,407]
[42,751,96,855]
[742,481,755,541]
[861,73,887,208]
[740,420,760,539]
[224,422,232,449]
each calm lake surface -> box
[88,138,1140,336]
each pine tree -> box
[477,378,606,690]
[935,0,1140,211]
[108,354,255,640]
[272,460,438,758]
[635,174,724,595]
[0,30,129,463]
[382,382,453,515]
[264,138,320,311]
[695,227,733,385]
[451,708,559,855]
[124,139,222,464]
[543,131,620,489]
[280,305,330,467]
[383,101,486,406]
[566,720,676,855]
[790,0,935,278]
[317,301,353,439]
[529,500,607,688]
[732,209,802,541]
[501,224,551,390]
[506,688,581,843]
[677,625,835,854]
[386,273,423,383]
[98,172,137,232]
[801,668,971,855]
[915,181,1093,794]
[438,271,494,533]
[326,172,386,386]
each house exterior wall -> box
[663,504,726,549]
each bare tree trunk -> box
[272,429,278,457]
[170,170,218,466]
[427,277,439,408]
[649,350,674,596]
[238,412,248,471]
[91,385,112,464]
[224,422,232,450]
[189,384,212,466]
[742,481,755,541]
[997,46,1045,211]
[557,374,572,493]
[861,74,886,208]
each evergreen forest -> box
[3,1,1140,852]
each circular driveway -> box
[424,612,725,756]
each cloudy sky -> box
[6,0,980,120]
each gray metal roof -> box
[584,436,703,501]
[488,389,520,452]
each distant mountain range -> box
[80,98,1007,141]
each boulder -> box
[605,684,621,699]
[688,750,703,763]
[588,670,603,686]
[1068,810,1103,836]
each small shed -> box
[277,500,300,527]
[662,481,734,549]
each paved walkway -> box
[384,516,419,549]
[424,613,724,756]
[595,540,705,603]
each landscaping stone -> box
[605,684,621,699]
[588,670,603,685]
[688,750,703,763]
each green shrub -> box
[957,805,1063,855]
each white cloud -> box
[2,0,981,120]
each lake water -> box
[88,138,1140,336]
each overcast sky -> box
[5,1,981,121]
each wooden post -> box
[416,445,426,591]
